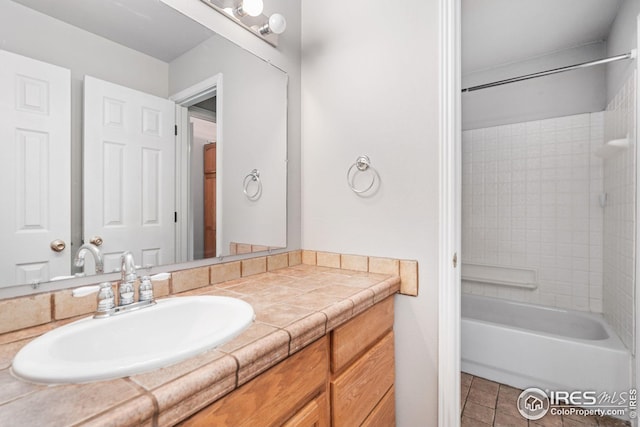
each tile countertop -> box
[0,264,400,427]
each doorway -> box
[189,102,217,259]
[171,74,223,262]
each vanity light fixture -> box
[200,0,286,46]
[259,13,286,35]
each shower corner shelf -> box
[593,138,629,159]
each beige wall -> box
[301,1,441,425]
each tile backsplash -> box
[301,250,418,296]
[0,250,418,337]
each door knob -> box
[89,236,103,246]
[50,240,66,252]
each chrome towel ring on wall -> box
[243,169,262,201]
[347,155,380,195]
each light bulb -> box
[268,13,286,34]
[241,0,263,17]
[260,13,286,35]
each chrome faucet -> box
[119,251,137,305]
[120,251,137,282]
[73,243,104,275]
[72,251,166,318]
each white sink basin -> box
[12,296,254,384]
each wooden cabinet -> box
[179,337,329,427]
[203,143,216,258]
[179,297,395,427]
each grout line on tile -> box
[49,293,55,321]
[125,377,160,425]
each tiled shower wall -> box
[603,71,637,350]
[462,72,638,351]
[462,112,605,313]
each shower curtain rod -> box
[461,51,635,93]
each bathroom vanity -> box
[0,252,403,426]
[180,296,395,427]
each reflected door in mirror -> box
[83,76,176,273]
[204,143,216,258]
[0,50,71,286]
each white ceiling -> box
[462,0,623,73]
[11,0,215,62]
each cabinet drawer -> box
[179,336,328,427]
[362,385,395,427]
[283,392,329,427]
[331,331,394,427]
[331,296,394,373]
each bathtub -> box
[461,294,631,394]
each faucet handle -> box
[73,282,115,315]
[96,283,116,312]
[139,276,153,302]
[138,273,169,302]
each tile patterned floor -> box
[461,372,630,427]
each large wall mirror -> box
[0,0,287,294]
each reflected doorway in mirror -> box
[172,74,222,262]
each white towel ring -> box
[347,155,379,194]
[243,169,262,201]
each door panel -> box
[83,76,175,273]
[0,50,71,286]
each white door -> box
[83,76,175,273]
[0,50,71,287]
